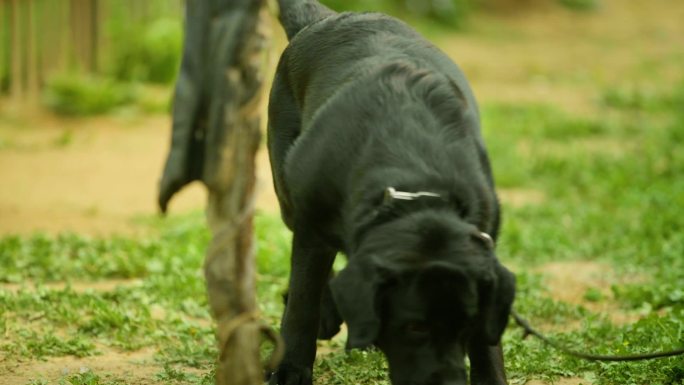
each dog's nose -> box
[424,370,467,385]
[425,373,443,385]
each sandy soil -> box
[1,347,160,385]
[0,114,279,236]
[526,379,587,385]
[1,0,683,384]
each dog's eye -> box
[404,321,430,336]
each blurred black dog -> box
[267,1,516,384]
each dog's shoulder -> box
[278,11,427,92]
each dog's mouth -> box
[390,352,467,385]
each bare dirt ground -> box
[1,1,683,384]
[2,348,160,385]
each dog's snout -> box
[422,369,467,385]
[425,372,443,385]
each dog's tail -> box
[277,0,335,40]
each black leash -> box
[511,311,684,362]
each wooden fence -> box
[0,0,183,103]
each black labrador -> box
[267,1,516,384]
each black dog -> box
[267,1,516,384]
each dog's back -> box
[270,2,497,247]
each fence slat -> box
[27,0,40,103]
[0,1,6,92]
[10,0,23,101]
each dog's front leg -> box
[468,342,508,385]
[270,228,336,385]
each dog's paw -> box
[267,363,312,385]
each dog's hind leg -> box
[270,226,336,385]
[267,71,301,229]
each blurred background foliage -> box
[0,0,600,116]
[1,0,183,116]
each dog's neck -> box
[347,184,469,252]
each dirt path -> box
[0,113,279,236]
[2,348,160,385]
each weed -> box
[59,371,105,385]
[558,0,601,11]
[43,74,137,116]
[53,130,75,148]
[108,18,182,85]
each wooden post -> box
[204,4,275,385]
[158,1,278,384]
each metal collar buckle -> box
[382,187,495,247]
[383,187,443,204]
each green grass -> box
[2,80,684,384]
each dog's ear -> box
[329,260,381,350]
[478,263,516,346]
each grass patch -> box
[0,211,291,384]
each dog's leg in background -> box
[270,227,336,385]
[468,343,508,385]
[317,274,343,340]
[280,274,342,341]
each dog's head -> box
[331,210,515,385]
